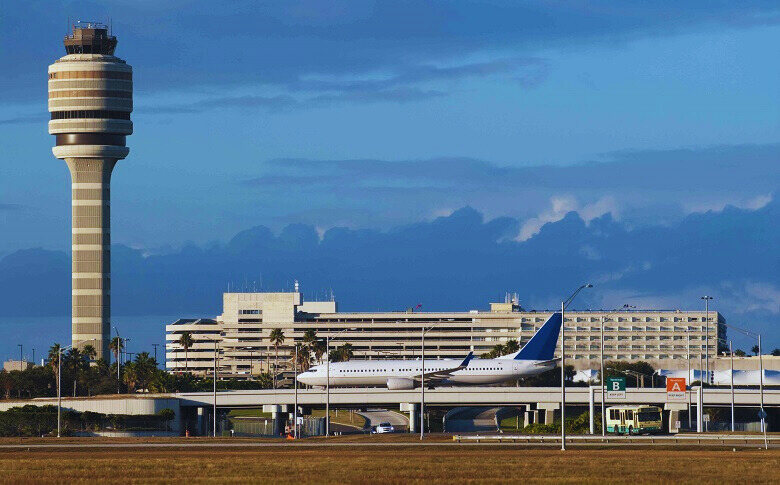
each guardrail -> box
[452,434,777,445]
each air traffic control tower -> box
[48,22,133,360]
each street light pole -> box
[213,339,218,438]
[18,344,22,368]
[294,344,298,439]
[560,283,593,451]
[113,326,121,394]
[326,333,330,438]
[729,340,734,432]
[600,316,605,436]
[421,326,425,440]
[57,345,63,437]
[560,300,566,448]
[687,329,692,430]
[701,296,713,376]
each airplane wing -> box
[414,352,474,383]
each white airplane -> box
[296,312,562,389]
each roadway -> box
[0,434,775,449]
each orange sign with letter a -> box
[666,377,686,401]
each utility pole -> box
[687,330,692,429]
[729,341,734,432]
[561,284,593,451]
[114,327,121,394]
[152,343,159,366]
[18,344,22,368]
[213,339,218,438]
[421,326,425,440]
[600,316,605,436]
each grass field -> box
[0,446,777,484]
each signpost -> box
[666,377,687,402]
[607,377,626,399]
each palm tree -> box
[269,329,285,388]
[302,329,317,349]
[109,337,124,365]
[330,343,354,362]
[130,352,157,392]
[178,332,194,373]
[752,345,760,356]
[312,339,327,363]
[48,344,61,396]
[82,344,97,363]
[505,340,520,354]
[295,343,311,372]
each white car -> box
[372,422,395,434]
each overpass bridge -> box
[175,386,780,408]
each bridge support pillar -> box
[537,403,559,425]
[589,386,595,434]
[696,387,703,433]
[196,407,206,436]
[402,403,418,433]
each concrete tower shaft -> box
[48,23,132,360]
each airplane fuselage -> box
[296,357,554,388]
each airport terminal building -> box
[165,291,725,377]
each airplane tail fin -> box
[497,312,563,361]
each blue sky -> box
[0,2,778,356]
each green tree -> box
[294,343,311,372]
[269,329,285,388]
[129,352,158,392]
[82,345,97,362]
[734,349,746,357]
[505,340,520,354]
[751,345,760,356]
[329,343,354,362]
[48,344,62,394]
[772,348,780,357]
[312,339,327,363]
[178,332,194,373]
[109,337,124,365]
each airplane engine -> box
[386,377,416,390]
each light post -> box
[700,296,713,414]
[561,283,593,450]
[57,344,69,437]
[325,327,355,437]
[719,322,766,449]
[18,344,23,368]
[728,341,734,432]
[421,320,446,440]
[701,296,713,376]
[686,328,692,429]
[152,343,159,366]
[113,326,121,394]
[294,344,298,438]
[213,339,218,438]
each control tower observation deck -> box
[48,22,133,360]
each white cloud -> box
[684,193,773,214]
[516,195,618,241]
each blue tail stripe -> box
[515,312,562,361]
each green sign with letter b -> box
[607,377,626,399]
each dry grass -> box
[0,447,778,484]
